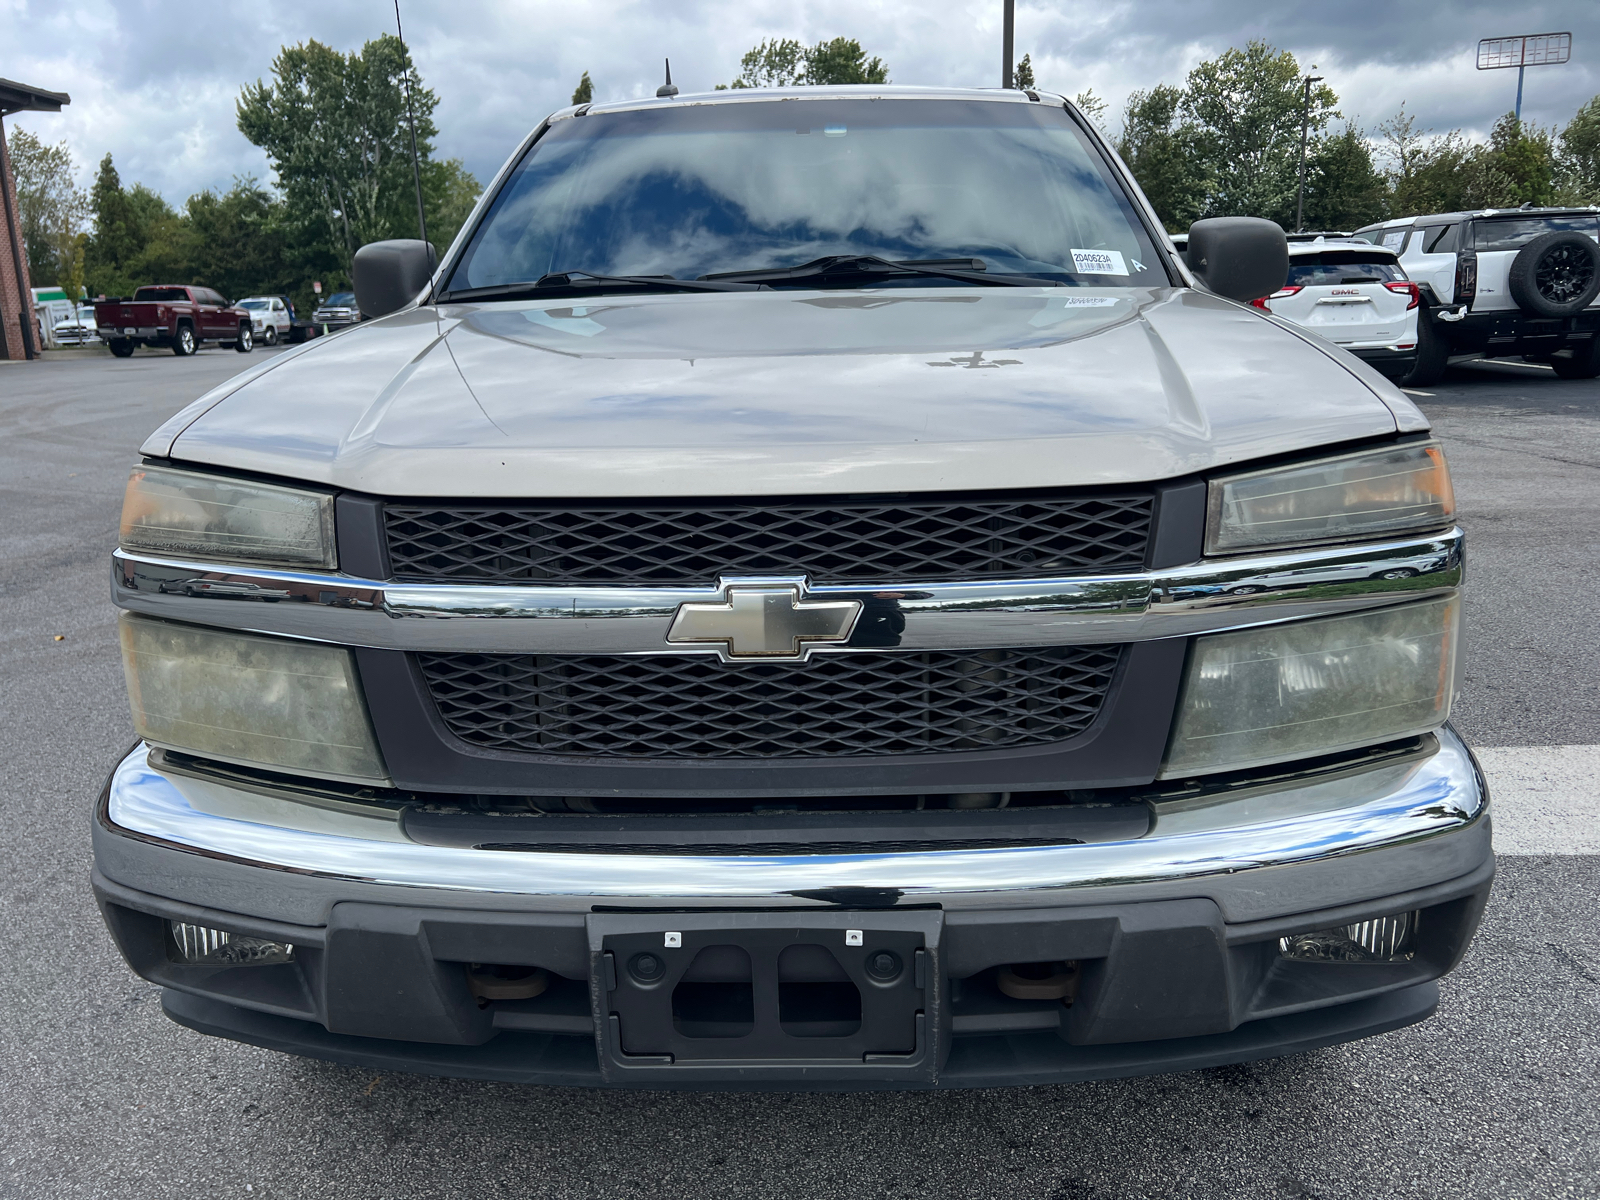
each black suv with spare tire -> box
[1356,207,1600,384]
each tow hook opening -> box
[466,963,549,1005]
[996,961,1081,1003]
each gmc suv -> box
[94,86,1489,1090]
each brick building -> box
[0,78,71,361]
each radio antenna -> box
[394,0,429,246]
[656,58,679,98]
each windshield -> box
[133,287,188,301]
[1286,252,1405,286]
[239,299,269,309]
[447,98,1168,292]
[320,293,355,306]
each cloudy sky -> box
[5,0,1598,205]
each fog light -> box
[1279,912,1416,962]
[169,921,294,965]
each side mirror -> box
[1186,218,1288,303]
[352,239,438,319]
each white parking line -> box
[1474,744,1600,855]
[1401,389,1435,397]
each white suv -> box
[1355,208,1600,383]
[236,296,292,346]
[1251,239,1420,381]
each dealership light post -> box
[1002,0,1015,89]
[1477,32,1572,123]
[1294,71,1324,234]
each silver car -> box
[97,86,1486,1090]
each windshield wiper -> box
[701,255,1062,288]
[439,272,766,303]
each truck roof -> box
[567,84,1068,121]
[1356,206,1600,233]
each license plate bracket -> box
[588,910,944,1085]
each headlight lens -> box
[1207,442,1454,554]
[120,466,336,568]
[1161,597,1459,778]
[119,614,388,785]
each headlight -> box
[1207,442,1454,554]
[119,614,388,785]
[1161,596,1459,778]
[120,466,336,569]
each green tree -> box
[1117,85,1207,231]
[1014,54,1035,90]
[422,156,482,251]
[122,185,187,284]
[803,38,889,85]
[1479,114,1555,207]
[1072,89,1108,131]
[1181,41,1337,221]
[237,35,440,275]
[7,128,87,292]
[1557,95,1600,202]
[182,178,292,301]
[1377,107,1479,215]
[571,71,593,106]
[722,37,887,88]
[85,154,143,296]
[725,38,805,88]
[1299,124,1388,230]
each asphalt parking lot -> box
[1,346,1596,1199]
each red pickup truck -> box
[94,286,254,358]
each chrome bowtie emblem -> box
[667,583,862,660]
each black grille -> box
[417,647,1123,760]
[384,492,1154,584]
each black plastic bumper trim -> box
[160,981,1438,1091]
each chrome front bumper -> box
[98,729,1490,923]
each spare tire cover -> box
[1508,231,1600,317]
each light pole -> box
[1002,0,1015,89]
[1294,72,1324,234]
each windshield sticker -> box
[1070,249,1129,276]
[1029,295,1123,327]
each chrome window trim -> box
[111,528,1461,656]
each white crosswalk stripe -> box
[1474,744,1600,855]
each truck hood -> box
[150,287,1422,497]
